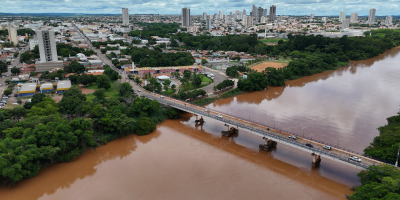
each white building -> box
[7,23,18,45]
[339,11,346,22]
[203,12,207,21]
[243,9,246,16]
[322,17,327,22]
[122,8,129,25]
[310,14,315,19]
[182,8,190,27]
[225,15,230,24]
[341,19,350,29]
[368,8,376,24]
[260,16,267,23]
[219,11,223,19]
[36,27,58,62]
[350,13,358,23]
[29,39,38,50]
[385,16,392,25]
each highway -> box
[72,23,391,170]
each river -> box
[1,47,400,200]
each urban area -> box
[0,3,399,200]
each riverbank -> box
[192,88,246,106]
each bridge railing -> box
[136,83,396,168]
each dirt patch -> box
[51,96,63,103]
[79,85,95,94]
[251,61,288,72]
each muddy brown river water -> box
[1,47,400,200]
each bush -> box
[136,117,156,136]
[192,97,216,106]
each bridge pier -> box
[311,153,321,167]
[259,137,277,151]
[221,124,238,137]
[194,114,205,125]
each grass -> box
[192,97,216,106]
[162,89,175,96]
[201,76,213,83]
[230,61,239,63]
[220,88,243,99]
[336,61,350,68]
[179,82,210,91]
[260,38,288,43]
[85,81,122,101]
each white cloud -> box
[0,0,398,15]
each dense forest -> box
[128,23,180,40]
[0,85,179,184]
[125,46,194,67]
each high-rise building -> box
[341,19,350,29]
[264,9,268,17]
[350,13,358,23]
[385,16,392,25]
[257,7,263,23]
[279,16,283,21]
[246,16,254,27]
[122,8,129,25]
[368,8,376,24]
[219,11,223,19]
[229,12,232,21]
[260,16,267,23]
[206,19,212,30]
[225,14,230,24]
[269,5,276,21]
[37,27,58,62]
[252,5,257,19]
[182,8,190,27]
[235,10,240,19]
[7,23,18,45]
[243,9,246,16]
[322,17,327,22]
[203,12,207,20]
[339,11,346,22]
[310,14,315,19]
[239,11,243,20]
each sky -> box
[1,0,399,16]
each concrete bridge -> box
[140,92,392,170]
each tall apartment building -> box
[225,15,230,24]
[206,19,212,30]
[257,7,264,23]
[350,13,358,23]
[252,5,257,19]
[269,5,276,21]
[264,9,268,17]
[122,8,129,25]
[239,11,243,20]
[243,9,246,16]
[203,12,207,20]
[35,27,63,72]
[310,14,315,19]
[182,8,190,27]
[385,16,393,25]
[7,23,18,45]
[260,16,267,23]
[229,12,233,21]
[219,11,223,19]
[341,19,350,29]
[243,16,253,28]
[368,8,376,24]
[322,17,327,22]
[235,10,240,19]
[339,11,346,22]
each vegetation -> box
[349,165,400,200]
[128,23,180,40]
[0,83,179,184]
[0,61,8,74]
[171,89,206,101]
[220,88,243,99]
[364,111,400,164]
[192,97,216,106]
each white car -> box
[323,145,332,150]
[216,114,223,118]
[350,156,361,162]
[288,135,297,140]
[204,109,209,112]
[160,95,164,98]
[137,90,141,92]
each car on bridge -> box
[216,114,223,118]
[306,143,314,148]
[288,135,297,140]
[350,156,361,162]
[323,145,332,150]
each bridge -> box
[138,91,391,170]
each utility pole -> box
[395,142,400,167]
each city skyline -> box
[0,0,399,15]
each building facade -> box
[385,16,392,25]
[122,8,129,25]
[350,13,358,23]
[36,27,58,62]
[206,20,212,30]
[341,19,350,29]
[7,23,18,45]
[203,12,207,21]
[182,8,190,27]
[339,11,346,22]
[269,5,276,21]
[219,11,223,19]
[368,8,376,24]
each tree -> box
[0,61,7,73]
[11,67,20,75]
[201,59,208,65]
[237,72,269,91]
[97,74,111,90]
[135,76,142,84]
[13,52,19,58]
[183,70,191,79]
[136,117,156,136]
[162,79,171,91]
[4,89,12,96]
[67,60,85,74]
[171,84,176,90]
[119,82,133,96]
[93,88,106,102]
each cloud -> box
[0,0,398,15]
